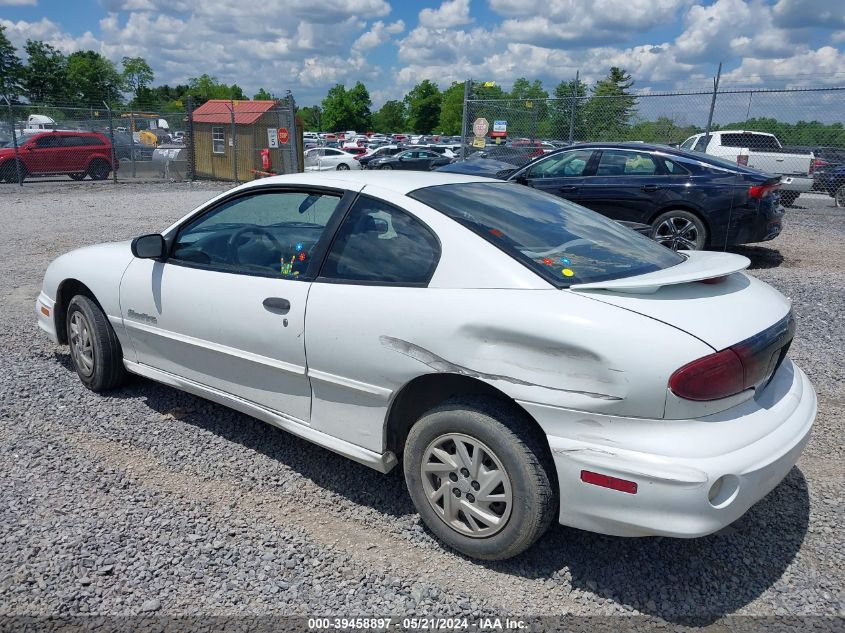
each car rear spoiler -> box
[570,251,751,294]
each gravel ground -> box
[0,182,842,625]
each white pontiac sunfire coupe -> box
[36,171,816,560]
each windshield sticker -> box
[489,228,505,238]
[295,241,304,252]
[562,268,575,277]
[560,257,571,265]
[542,257,553,266]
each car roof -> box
[239,170,495,195]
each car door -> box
[25,134,62,174]
[119,187,356,423]
[519,148,596,205]
[58,135,87,172]
[395,150,418,170]
[304,192,442,451]
[323,149,344,170]
[576,149,669,223]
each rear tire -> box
[380,164,393,170]
[336,163,350,171]
[780,191,799,207]
[403,399,556,560]
[88,159,111,180]
[69,173,86,181]
[651,210,707,250]
[66,295,126,392]
[835,185,845,209]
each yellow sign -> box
[472,137,486,148]
[525,101,533,109]
[483,81,496,87]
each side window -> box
[171,191,343,277]
[320,196,440,285]
[527,150,593,178]
[212,127,225,154]
[693,135,711,152]
[680,137,696,150]
[596,150,659,176]
[663,158,690,175]
[35,135,61,148]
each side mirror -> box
[131,234,166,259]
[511,173,528,184]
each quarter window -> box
[693,135,711,153]
[320,196,440,285]
[212,127,225,154]
[171,191,343,278]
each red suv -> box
[0,131,118,182]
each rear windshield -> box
[409,182,683,287]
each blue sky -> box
[2,0,844,110]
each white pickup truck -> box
[681,130,814,206]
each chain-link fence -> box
[1,96,302,186]
[461,85,845,192]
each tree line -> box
[2,25,843,146]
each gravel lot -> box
[0,182,842,625]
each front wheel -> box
[380,164,393,170]
[651,210,707,250]
[66,295,126,392]
[88,159,112,180]
[69,173,86,181]
[404,401,556,560]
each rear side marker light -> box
[580,470,638,494]
[40,305,50,317]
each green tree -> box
[253,87,273,100]
[583,67,637,141]
[121,56,154,102]
[437,82,464,135]
[22,40,68,104]
[372,100,406,133]
[297,105,322,130]
[552,77,588,141]
[321,82,372,131]
[66,50,123,105]
[506,77,548,138]
[187,74,244,104]
[405,79,441,134]
[626,116,701,144]
[0,25,24,100]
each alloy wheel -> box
[653,216,700,250]
[69,311,95,377]
[836,185,845,209]
[420,433,513,538]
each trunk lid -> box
[570,251,792,350]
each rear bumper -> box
[779,175,812,193]
[520,359,816,537]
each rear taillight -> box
[748,182,779,198]
[809,158,828,176]
[736,155,749,166]
[669,348,745,401]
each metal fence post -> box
[104,101,117,184]
[288,92,301,173]
[460,79,471,160]
[230,100,238,183]
[3,97,23,186]
[186,97,195,181]
[129,114,137,178]
[704,62,722,137]
[568,70,579,144]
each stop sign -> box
[472,118,489,137]
[277,127,290,144]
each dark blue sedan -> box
[817,163,845,207]
[506,142,785,250]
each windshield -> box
[2,134,35,148]
[409,182,683,287]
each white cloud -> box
[419,0,473,29]
[1,17,99,54]
[0,0,37,6]
[772,0,845,29]
[352,19,405,51]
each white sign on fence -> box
[493,120,507,133]
[267,128,279,149]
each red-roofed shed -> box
[191,99,294,181]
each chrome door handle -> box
[263,297,291,314]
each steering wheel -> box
[226,226,284,265]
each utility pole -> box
[568,70,579,144]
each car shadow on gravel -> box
[485,466,810,625]
[728,245,785,269]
